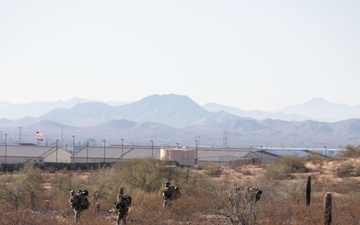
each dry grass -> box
[1,151,360,224]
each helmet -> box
[165,181,170,187]
[119,186,124,195]
[82,190,89,196]
[70,190,75,196]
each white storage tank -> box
[160,147,196,166]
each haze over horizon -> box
[0,95,358,112]
[1,1,359,111]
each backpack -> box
[173,186,182,200]
[125,195,132,207]
[80,195,90,210]
[122,194,132,207]
[163,186,175,199]
[78,190,90,210]
[116,194,132,208]
[163,186,181,200]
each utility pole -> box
[103,140,106,164]
[121,138,124,163]
[72,135,75,163]
[5,133,8,164]
[195,139,198,165]
[19,127,22,144]
[86,142,89,170]
[150,140,154,157]
[223,130,228,148]
[56,139,59,163]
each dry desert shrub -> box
[333,161,355,177]
[2,156,360,224]
[202,162,222,177]
[338,145,360,158]
[264,155,309,180]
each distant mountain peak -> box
[277,97,359,122]
[1,94,360,148]
[306,97,329,104]
[132,94,206,112]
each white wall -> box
[44,148,72,163]
[160,148,196,165]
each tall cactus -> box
[306,175,311,205]
[324,192,332,225]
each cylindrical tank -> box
[160,148,196,165]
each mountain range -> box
[0,94,359,149]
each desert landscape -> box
[0,145,360,225]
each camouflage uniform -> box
[162,181,182,207]
[69,190,82,223]
[115,187,129,225]
[244,186,262,204]
[163,181,174,207]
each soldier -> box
[162,181,181,207]
[115,187,131,225]
[244,186,263,204]
[69,190,82,223]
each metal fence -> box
[0,162,119,172]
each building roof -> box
[198,149,252,162]
[74,146,254,162]
[264,149,312,157]
[124,147,160,159]
[74,146,122,159]
[0,145,57,158]
[74,145,161,159]
[0,144,335,164]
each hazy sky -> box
[1,1,359,111]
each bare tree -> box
[0,162,43,211]
[0,174,29,210]
[214,184,260,225]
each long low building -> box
[72,145,270,165]
[0,144,72,164]
[1,144,333,166]
[72,145,159,163]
